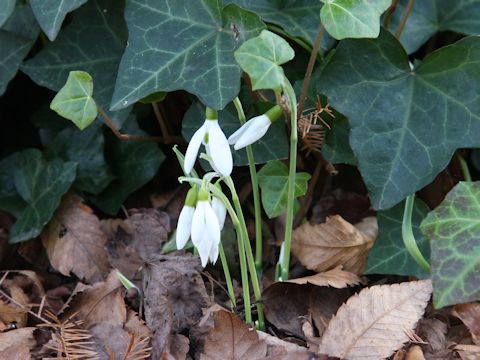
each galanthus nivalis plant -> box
[228,105,283,150]
[184,107,232,177]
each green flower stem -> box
[225,176,265,331]
[178,176,252,323]
[219,242,236,310]
[402,194,431,272]
[232,97,263,273]
[457,153,472,181]
[279,79,298,281]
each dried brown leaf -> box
[320,280,433,360]
[418,318,447,354]
[1,344,32,359]
[452,303,480,345]
[0,327,36,352]
[200,310,267,360]
[257,330,308,356]
[292,215,377,274]
[455,344,480,360]
[406,345,426,360]
[287,266,363,288]
[0,283,30,327]
[41,195,110,283]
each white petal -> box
[211,197,227,230]
[191,201,207,247]
[227,120,254,145]
[197,231,211,267]
[204,203,221,248]
[207,121,233,176]
[184,123,206,174]
[176,205,195,249]
[234,115,271,150]
[209,241,219,264]
[205,142,221,174]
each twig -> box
[297,24,324,119]
[383,0,399,29]
[395,0,415,38]
[152,102,173,143]
[0,287,49,324]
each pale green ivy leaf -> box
[258,160,310,218]
[421,181,480,308]
[320,0,391,40]
[50,71,98,130]
[110,1,265,111]
[29,0,88,41]
[318,31,480,210]
[235,30,294,91]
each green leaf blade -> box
[421,181,480,308]
[110,1,265,111]
[320,0,390,40]
[0,0,16,27]
[50,71,98,130]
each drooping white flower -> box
[191,188,221,267]
[184,108,232,176]
[228,105,283,150]
[211,196,227,230]
[176,186,198,250]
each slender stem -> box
[402,194,430,272]
[395,0,415,38]
[219,243,237,310]
[267,24,318,58]
[383,0,399,29]
[297,24,324,119]
[179,177,252,323]
[152,102,173,143]
[279,80,298,281]
[232,98,263,273]
[224,177,265,331]
[457,152,472,182]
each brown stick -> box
[152,102,173,143]
[395,0,415,38]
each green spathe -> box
[50,71,98,130]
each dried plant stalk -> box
[121,334,152,360]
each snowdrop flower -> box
[191,187,221,267]
[211,196,227,230]
[228,105,283,150]
[176,186,198,250]
[184,108,232,177]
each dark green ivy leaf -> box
[92,117,165,215]
[0,153,27,218]
[22,0,130,127]
[0,0,15,27]
[29,0,87,41]
[365,198,430,278]
[318,31,480,210]
[110,1,265,111]
[10,148,77,243]
[421,181,480,308]
[182,101,288,167]
[390,0,480,54]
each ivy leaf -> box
[110,1,265,111]
[320,0,391,40]
[317,31,480,210]
[50,71,98,130]
[10,149,77,243]
[232,0,333,52]
[22,0,130,127]
[92,117,165,215]
[0,0,15,27]
[258,160,310,219]
[390,0,480,54]
[42,123,113,195]
[235,30,294,91]
[0,3,38,95]
[29,0,87,41]
[323,113,356,165]
[421,182,480,308]
[365,199,430,278]
[0,153,27,218]
[182,101,288,167]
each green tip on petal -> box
[265,105,283,123]
[198,187,210,201]
[185,185,198,207]
[205,107,218,120]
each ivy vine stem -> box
[279,79,298,281]
[225,176,265,331]
[402,194,431,273]
[178,176,252,324]
[232,98,264,274]
[395,0,415,38]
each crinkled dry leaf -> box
[452,303,480,345]
[320,280,433,360]
[62,270,126,329]
[418,318,447,354]
[0,283,30,327]
[257,330,308,356]
[160,334,189,360]
[287,266,363,288]
[455,344,480,360]
[292,216,377,274]
[41,195,110,283]
[0,327,36,352]
[1,344,32,359]
[406,345,425,360]
[200,310,267,360]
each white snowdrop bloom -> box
[184,108,232,177]
[191,188,221,267]
[176,186,197,250]
[228,105,283,150]
[211,196,227,230]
